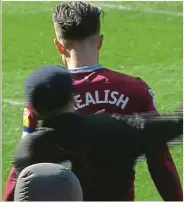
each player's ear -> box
[98,34,104,51]
[54,39,65,55]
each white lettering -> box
[116,94,129,109]
[74,94,85,109]
[104,90,110,103]
[95,90,105,104]
[74,90,129,110]
[86,92,96,106]
[73,105,78,110]
[109,91,119,105]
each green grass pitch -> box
[2,1,183,200]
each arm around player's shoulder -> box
[85,114,141,151]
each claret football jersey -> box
[23,65,157,136]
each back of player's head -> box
[25,65,74,117]
[52,1,104,41]
[14,163,83,201]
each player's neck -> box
[66,49,99,69]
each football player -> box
[14,65,183,201]
[4,1,182,201]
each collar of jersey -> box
[68,65,104,73]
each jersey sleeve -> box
[143,88,158,112]
[22,104,39,138]
[138,78,158,113]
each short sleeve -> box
[22,104,39,137]
[137,78,158,113]
[143,87,158,112]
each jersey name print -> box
[74,90,129,110]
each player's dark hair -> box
[52,1,104,40]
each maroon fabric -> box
[4,68,182,201]
[4,168,17,201]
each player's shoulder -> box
[102,68,150,89]
[23,103,39,129]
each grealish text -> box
[74,90,129,110]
